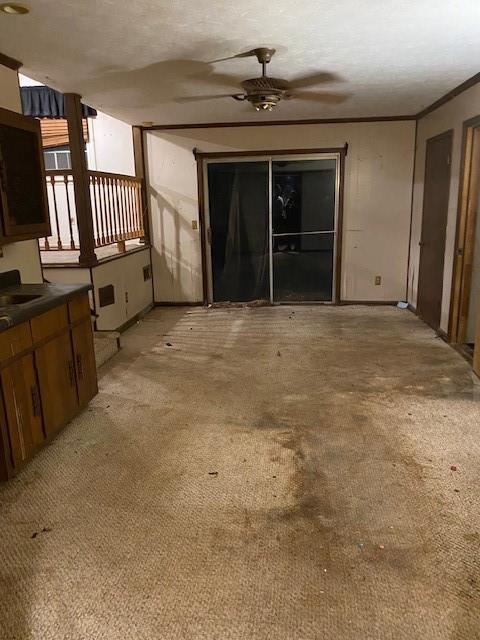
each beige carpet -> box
[0,306,479,640]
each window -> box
[43,145,72,170]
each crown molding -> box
[416,72,480,119]
[141,114,416,131]
[0,51,22,71]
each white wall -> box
[44,250,153,331]
[408,82,480,332]
[145,121,415,303]
[91,248,153,330]
[0,65,43,283]
[87,111,135,175]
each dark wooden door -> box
[72,319,98,407]
[417,131,453,330]
[35,332,78,437]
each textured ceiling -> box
[1,0,480,125]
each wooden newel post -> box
[65,93,97,266]
[132,126,150,245]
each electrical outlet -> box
[143,264,151,281]
[375,276,382,286]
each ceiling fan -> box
[178,47,347,112]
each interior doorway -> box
[417,130,453,331]
[203,152,342,305]
[449,116,480,376]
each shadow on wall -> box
[149,185,203,302]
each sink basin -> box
[0,293,42,306]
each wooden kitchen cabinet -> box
[0,107,50,244]
[71,318,98,406]
[0,353,44,474]
[35,331,78,437]
[0,292,98,480]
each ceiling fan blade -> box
[209,48,268,63]
[287,91,349,104]
[288,71,341,89]
[175,93,244,103]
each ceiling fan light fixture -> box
[249,94,281,112]
[0,2,29,13]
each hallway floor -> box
[1,306,479,639]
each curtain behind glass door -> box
[208,161,269,302]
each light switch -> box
[191,220,198,230]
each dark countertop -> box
[0,281,92,333]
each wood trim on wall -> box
[406,118,418,302]
[335,150,346,303]
[193,145,348,160]
[195,157,209,304]
[448,114,480,343]
[195,146,346,306]
[0,52,22,71]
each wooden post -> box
[65,93,97,266]
[132,126,150,245]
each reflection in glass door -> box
[272,159,337,302]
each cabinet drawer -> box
[30,305,68,342]
[0,322,32,362]
[68,294,91,324]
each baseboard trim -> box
[154,301,204,307]
[339,300,398,306]
[114,303,154,333]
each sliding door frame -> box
[195,146,346,305]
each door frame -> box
[416,128,453,331]
[448,115,480,344]
[195,146,346,305]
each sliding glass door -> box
[205,154,340,304]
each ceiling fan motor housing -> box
[241,76,289,111]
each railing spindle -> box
[109,177,118,243]
[114,178,124,241]
[49,175,63,250]
[64,175,76,250]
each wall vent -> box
[98,284,115,307]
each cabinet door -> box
[0,113,50,241]
[0,354,44,473]
[72,318,98,406]
[35,332,78,437]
